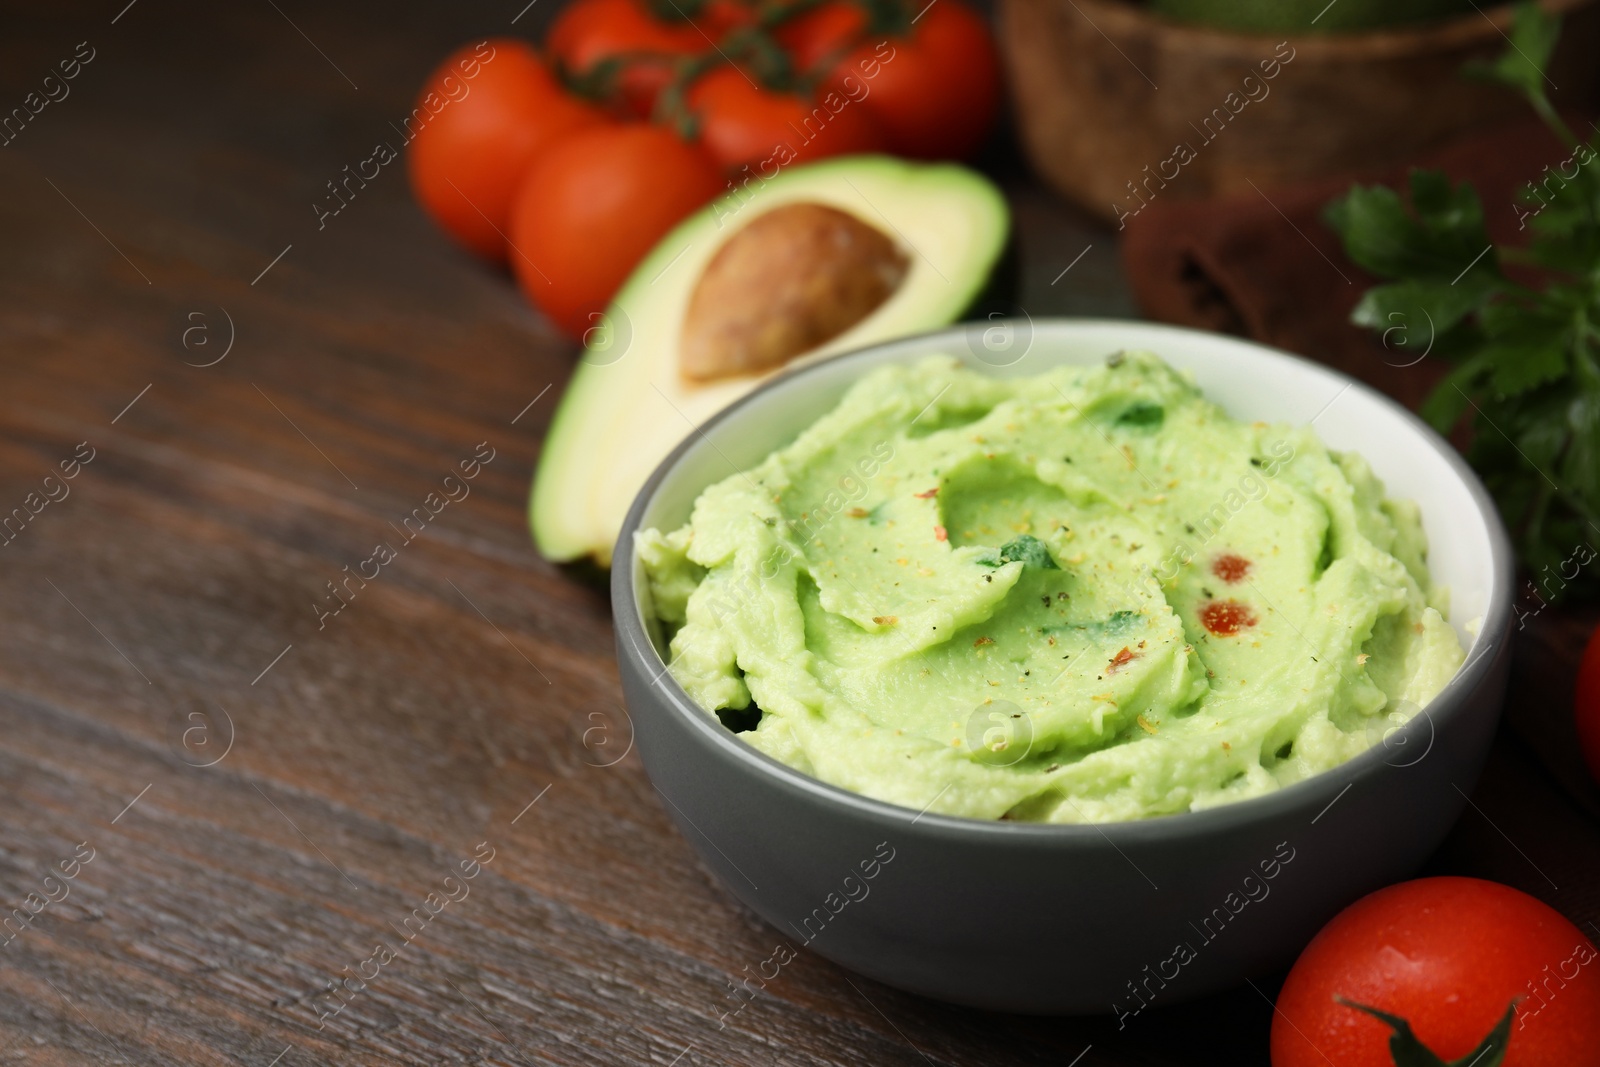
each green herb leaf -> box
[1463,1,1560,98]
[1323,172,1497,282]
[1327,5,1600,603]
[999,535,1059,570]
[1409,170,1487,238]
[1349,278,1495,339]
[1417,355,1489,433]
[1528,211,1600,273]
[1561,387,1600,506]
[1477,303,1569,397]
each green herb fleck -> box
[1116,402,1165,430]
[999,534,1059,569]
[1106,610,1140,636]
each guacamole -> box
[638,353,1464,823]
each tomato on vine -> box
[780,0,1001,160]
[548,0,749,116]
[408,39,606,261]
[687,64,884,171]
[409,0,1002,336]
[507,124,723,337]
[774,0,861,67]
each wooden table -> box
[2,3,1595,1064]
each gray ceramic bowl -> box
[611,320,1512,1015]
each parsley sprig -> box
[1324,2,1600,598]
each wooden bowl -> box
[997,0,1600,224]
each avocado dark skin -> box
[554,553,612,594]
[960,229,1021,323]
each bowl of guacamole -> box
[611,320,1512,1013]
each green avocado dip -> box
[638,352,1465,823]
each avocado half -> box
[530,154,1011,566]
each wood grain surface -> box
[0,3,1594,1065]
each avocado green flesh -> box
[639,353,1465,823]
[530,155,1009,566]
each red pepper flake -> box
[1199,599,1257,636]
[1211,553,1252,584]
[914,487,940,499]
[934,524,948,542]
[1108,646,1138,673]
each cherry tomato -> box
[781,0,1001,160]
[407,39,607,261]
[695,0,754,37]
[1272,877,1600,1067]
[548,0,746,117]
[508,124,722,337]
[1575,622,1600,782]
[688,65,884,172]
[775,0,861,65]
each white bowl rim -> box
[613,318,1515,842]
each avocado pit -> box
[680,202,910,382]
